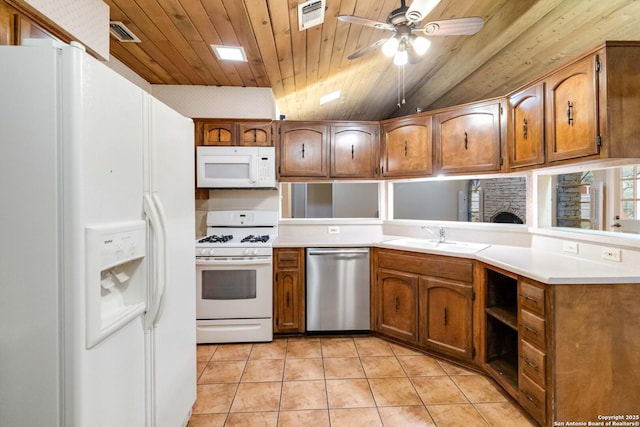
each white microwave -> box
[196,146,276,188]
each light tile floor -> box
[188,336,536,427]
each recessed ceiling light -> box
[211,45,247,62]
[320,90,341,105]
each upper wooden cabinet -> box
[545,54,599,162]
[196,119,273,147]
[380,115,432,178]
[330,123,379,178]
[435,99,505,175]
[508,83,545,169]
[277,121,329,179]
[277,121,380,180]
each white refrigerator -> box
[0,39,196,427]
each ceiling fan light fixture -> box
[411,35,431,55]
[382,37,400,57]
[393,49,408,66]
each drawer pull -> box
[521,323,539,335]
[522,356,539,371]
[522,294,539,304]
[444,307,448,326]
[524,392,539,407]
[395,296,400,312]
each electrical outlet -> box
[562,241,578,254]
[328,226,340,234]
[601,247,621,262]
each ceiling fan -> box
[338,0,484,65]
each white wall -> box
[151,85,277,119]
[19,0,109,59]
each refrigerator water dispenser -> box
[85,221,147,348]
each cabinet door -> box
[374,270,419,344]
[202,121,235,146]
[331,124,379,178]
[421,278,473,359]
[436,101,503,174]
[545,53,599,161]
[278,122,329,178]
[238,121,272,146]
[381,116,432,178]
[273,248,304,333]
[508,83,545,168]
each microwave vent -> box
[298,0,325,31]
[109,21,141,43]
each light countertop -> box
[274,235,640,285]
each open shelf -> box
[485,306,518,330]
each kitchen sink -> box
[382,237,490,254]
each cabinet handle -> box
[464,132,468,150]
[302,143,305,158]
[252,129,258,143]
[567,101,574,125]
[443,307,448,326]
[521,323,539,335]
[524,392,539,407]
[522,356,539,371]
[395,296,400,312]
[522,118,528,140]
[351,144,354,159]
[404,141,408,157]
[522,294,539,305]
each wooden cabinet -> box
[420,278,474,360]
[196,119,273,147]
[517,278,548,426]
[277,121,380,180]
[508,83,545,169]
[380,115,432,178]
[543,42,640,163]
[372,248,477,361]
[273,248,305,333]
[277,121,329,179]
[330,123,379,178]
[373,269,420,344]
[545,54,599,162]
[435,99,505,175]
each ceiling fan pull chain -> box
[402,64,406,105]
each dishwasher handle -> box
[307,248,369,256]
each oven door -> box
[195,256,272,319]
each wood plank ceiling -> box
[105,0,640,121]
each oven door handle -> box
[196,257,272,266]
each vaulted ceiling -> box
[104,0,640,121]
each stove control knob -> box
[243,248,251,256]
[205,248,215,256]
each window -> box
[620,165,640,220]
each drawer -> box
[520,339,546,387]
[520,309,545,350]
[276,249,300,268]
[376,249,473,282]
[519,280,545,316]
[519,372,547,425]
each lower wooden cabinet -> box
[372,248,477,363]
[273,248,305,333]
[373,270,420,344]
[420,277,474,360]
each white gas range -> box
[195,210,277,343]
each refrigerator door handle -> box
[143,192,168,330]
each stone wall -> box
[481,177,527,223]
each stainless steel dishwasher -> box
[306,247,370,332]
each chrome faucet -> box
[421,226,446,243]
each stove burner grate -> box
[198,234,233,243]
[241,235,270,243]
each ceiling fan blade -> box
[422,16,484,36]
[347,38,389,60]
[406,0,441,23]
[337,15,394,31]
